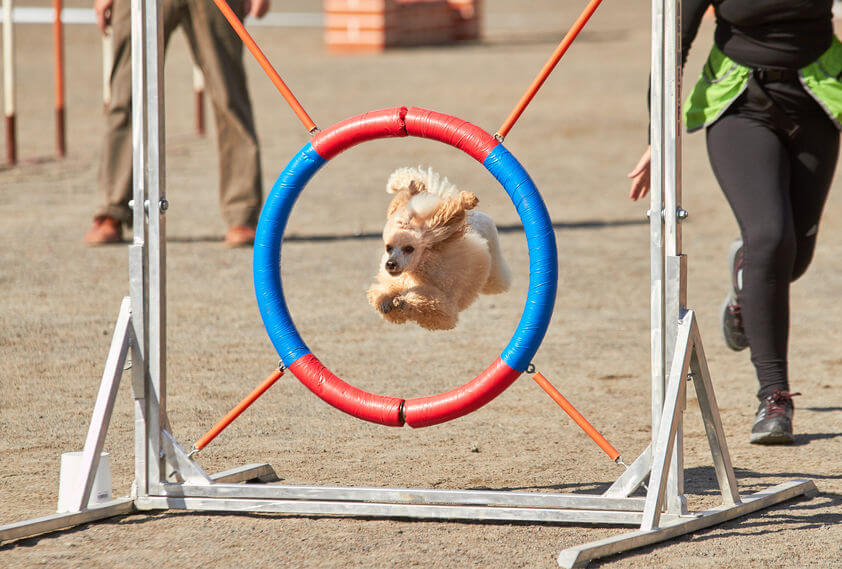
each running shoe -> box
[750,389,799,445]
[721,239,748,351]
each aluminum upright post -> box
[129,0,148,499]
[129,0,167,497]
[649,0,687,516]
[662,0,687,515]
[648,0,666,453]
[144,0,167,493]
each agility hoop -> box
[253,106,558,428]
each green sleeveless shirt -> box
[684,36,842,132]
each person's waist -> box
[752,67,800,83]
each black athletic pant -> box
[706,75,839,400]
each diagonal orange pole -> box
[496,0,604,140]
[193,367,285,452]
[210,0,317,133]
[532,371,621,462]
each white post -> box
[192,64,205,136]
[3,0,16,164]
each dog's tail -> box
[386,166,459,199]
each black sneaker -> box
[721,239,749,351]
[750,390,799,445]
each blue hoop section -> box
[253,108,557,427]
[253,144,326,365]
[483,144,557,372]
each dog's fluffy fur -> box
[367,166,511,330]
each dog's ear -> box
[387,167,427,195]
[458,191,479,211]
[386,188,415,218]
[424,191,478,241]
[406,180,424,195]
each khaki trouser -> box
[96,0,263,228]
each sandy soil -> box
[1,1,841,567]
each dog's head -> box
[380,169,479,277]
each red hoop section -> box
[311,107,408,160]
[403,358,521,427]
[403,108,500,162]
[289,354,404,426]
[295,106,520,428]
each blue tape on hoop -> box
[253,142,325,366]
[483,144,557,371]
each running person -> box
[627,0,842,444]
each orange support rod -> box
[209,0,317,133]
[193,368,285,452]
[496,0,604,140]
[532,372,620,461]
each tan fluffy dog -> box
[367,167,511,330]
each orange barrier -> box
[210,0,317,132]
[193,368,285,452]
[532,371,620,461]
[496,0,604,139]
[324,0,480,53]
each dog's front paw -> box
[392,296,406,311]
[379,295,406,314]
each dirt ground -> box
[1,1,841,567]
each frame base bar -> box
[557,479,817,568]
[159,483,647,512]
[134,495,657,525]
[0,498,135,544]
[210,463,280,484]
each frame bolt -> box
[159,199,169,212]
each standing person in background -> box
[627,1,842,444]
[85,0,270,247]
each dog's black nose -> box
[385,260,398,272]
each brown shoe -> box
[84,216,123,246]
[225,225,256,248]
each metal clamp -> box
[646,207,689,221]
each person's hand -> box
[627,146,651,201]
[244,0,270,19]
[93,0,114,35]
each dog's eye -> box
[386,245,393,253]
[402,246,414,254]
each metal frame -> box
[0,0,817,567]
